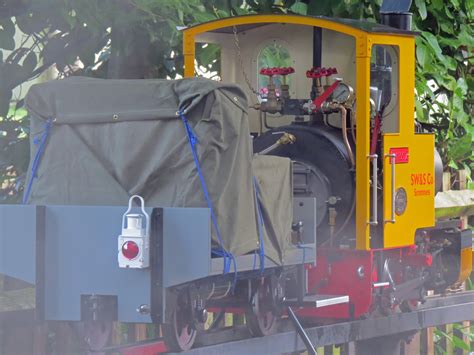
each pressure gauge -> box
[395,187,407,216]
[332,82,354,105]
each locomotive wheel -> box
[162,307,197,352]
[245,278,279,337]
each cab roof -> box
[182,14,417,36]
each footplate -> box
[283,294,349,308]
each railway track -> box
[99,291,474,355]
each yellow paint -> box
[457,248,473,284]
[183,15,364,75]
[182,15,435,250]
[379,33,435,247]
[355,54,371,250]
[382,134,435,247]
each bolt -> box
[197,308,208,323]
[137,304,150,315]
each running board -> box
[283,294,349,308]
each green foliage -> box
[282,0,473,177]
[258,43,293,90]
[0,0,249,202]
[0,0,472,203]
[434,274,474,353]
[434,324,473,354]
[412,0,473,176]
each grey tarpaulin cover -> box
[24,77,292,264]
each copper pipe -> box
[350,109,356,145]
[339,105,355,168]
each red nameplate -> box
[389,147,409,164]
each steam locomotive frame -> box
[0,13,472,354]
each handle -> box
[260,67,295,76]
[385,154,396,224]
[122,195,150,237]
[305,67,338,79]
[367,154,378,226]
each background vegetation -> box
[0,0,472,203]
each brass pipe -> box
[258,132,296,155]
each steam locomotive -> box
[0,11,471,355]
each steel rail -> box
[172,291,474,355]
[94,291,474,355]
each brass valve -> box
[277,132,296,145]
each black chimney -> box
[380,0,413,31]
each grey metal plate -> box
[0,204,212,322]
[0,205,37,284]
[43,205,212,321]
[162,208,211,287]
[293,197,317,245]
[43,205,152,323]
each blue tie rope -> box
[22,118,53,204]
[253,177,265,274]
[296,243,313,265]
[178,110,237,282]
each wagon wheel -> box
[162,305,197,352]
[245,278,279,337]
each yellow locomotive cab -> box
[182,14,436,250]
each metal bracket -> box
[384,153,396,224]
[367,154,378,226]
[80,294,117,322]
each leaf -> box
[445,6,454,19]
[414,0,427,20]
[456,78,468,96]
[450,0,460,10]
[0,18,16,50]
[289,1,308,15]
[43,36,68,66]
[467,0,474,19]
[443,56,457,71]
[431,0,443,10]
[233,6,249,15]
[192,11,216,24]
[422,32,445,62]
[415,99,425,121]
[439,22,454,35]
[448,160,459,169]
[0,18,15,36]
[22,51,37,73]
[0,30,15,50]
[0,63,27,90]
[452,335,471,351]
[416,42,429,68]
[448,133,472,162]
[0,89,12,118]
[434,328,452,342]
[16,12,48,35]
